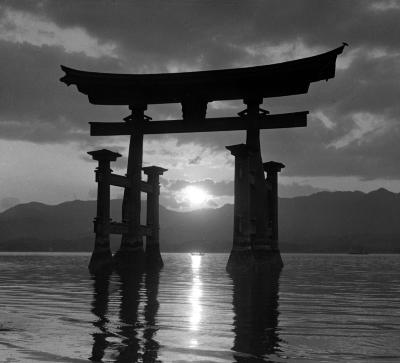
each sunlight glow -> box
[181,186,210,207]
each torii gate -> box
[60,44,345,273]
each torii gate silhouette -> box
[60,44,346,274]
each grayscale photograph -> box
[0,1,399,362]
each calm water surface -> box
[0,253,399,362]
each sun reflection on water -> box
[191,255,201,269]
[189,254,202,332]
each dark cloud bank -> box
[0,0,399,183]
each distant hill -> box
[0,188,399,253]
[279,188,400,252]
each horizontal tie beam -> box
[89,111,308,136]
[108,174,153,193]
[110,173,129,188]
[109,222,152,236]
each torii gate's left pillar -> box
[88,149,122,274]
[226,144,255,272]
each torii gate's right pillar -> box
[264,161,285,268]
[244,98,271,263]
[143,166,167,269]
[227,98,285,272]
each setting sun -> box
[181,186,210,207]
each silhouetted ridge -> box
[1,201,48,218]
[0,189,399,252]
[367,188,395,198]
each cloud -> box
[0,6,117,58]
[188,156,201,165]
[312,111,336,130]
[0,39,126,144]
[329,112,387,149]
[159,193,189,211]
[238,39,324,67]
[258,112,400,180]
[370,0,400,11]
[3,0,397,77]
[0,0,399,188]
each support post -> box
[143,166,167,269]
[114,105,148,270]
[244,97,263,150]
[263,161,285,268]
[87,149,121,274]
[243,98,271,260]
[226,144,255,272]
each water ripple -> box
[0,253,399,362]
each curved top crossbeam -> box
[60,44,346,106]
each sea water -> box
[0,253,399,362]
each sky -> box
[0,0,399,211]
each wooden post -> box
[264,162,285,248]
[143,166,167,268]
[87,149,121,273]
[226,144,255,272]
[263,161,285,268]
[244,97,262,150]
[115,104,147,269]
[243,98,270,259]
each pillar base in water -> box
[253,248,283,270]
[226,248,283,273]
[226,249,255,273]
[145,245,164,270]
[88,248,113,274]
[113,247,145,271]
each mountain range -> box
[0,188,399,253]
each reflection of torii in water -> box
[230,268,281,362]
[60,44,346,273]
[89,270,161,362]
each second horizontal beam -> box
[90,111,308,136]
